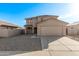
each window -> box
[28,20,32,24]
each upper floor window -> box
[28,20,32,24]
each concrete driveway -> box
[40,36,79,56]
[15,36,79,56]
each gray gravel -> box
[0,35,42,51]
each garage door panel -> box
[39,27,63,35]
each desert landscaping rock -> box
[0,35,42,51]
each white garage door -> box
[39,27,63,36]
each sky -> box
[0,3,78,27]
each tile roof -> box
[0,20,20,27]
[25,15,59,20]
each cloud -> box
[59,3,79,23]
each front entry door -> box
[34,27,37,34]
[27,27,32,34]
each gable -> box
[37,19,67,27]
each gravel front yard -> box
[0,35,42,51]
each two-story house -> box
[24,15,68,36]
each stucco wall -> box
[27,16,59,27]
[37,19,66,27]
[8,29,21,37]
[37,19,67,36]
[67,25,79,35]
[0,27,21,37]
[0,27,8,37]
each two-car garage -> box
[37,19,67,36]
[38,27,63,36]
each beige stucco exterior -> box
[25,15,68,36]
[0,21,22,37]
[0,27,22,37]
[25,15,59,27]
[37,19,67,36]
[67,24,79,35]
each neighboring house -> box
[67,22,79,35]
[0,20,22,37]
[24,15,68,36]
